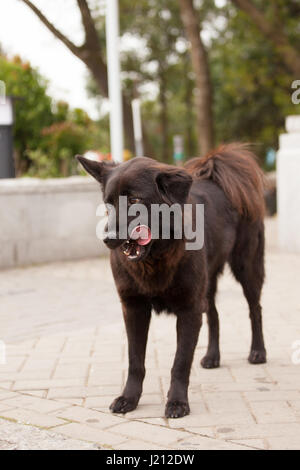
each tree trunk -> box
[159,71,169,162]
[21,0,138,154]
[184,53,195,158]
[179,0,214,156]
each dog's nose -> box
[103,232,122,249]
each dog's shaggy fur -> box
[78,143,266,418]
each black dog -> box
[77,143,266,418]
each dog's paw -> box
[165,401,190,419]
[248,349,267,364]
[201,355,220,369]
[109,396,138,414]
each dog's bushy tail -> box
[184,143,265,221]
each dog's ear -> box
[76,155,116,185]
[156,168,192,205]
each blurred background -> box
[0,0,299,178]
[1,0,299,269]
[1,3,300,452]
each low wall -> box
[0,169,281,269]
[0,176,107,269]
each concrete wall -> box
[0,176,107,269]
[277,115,300,252]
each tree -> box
[17,0,300,168]
[85,0,198,162]
[209,1,300,163]
[0,54,53,174]
[26,101,110,178]
[120,0,192,162]
[231,0,300,77]
[20,0,137,153]
[179,0,214,155]
[0,52,109,177]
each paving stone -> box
[34,337,66,353]
[136,417,168,427]
[115,439,171,450]
[288,400,300,416]
[53,405,125,428]
[53,364,89,379]
[0,371,52,382]
[2,394,67,413]
[23,390,47,398]
[0,391,17,400]
[13,378,85,391]
[47,385,121,399]
[215,423,300,440]
[56,422,127,447]
[56,398,84,406]
[109,421,191,446]
[0,403,16,413]
[123,405,164,419]
[229,438,268,450]
[267,435,300,450]
[0,409,66,428]
[0,382,12,390]
[249,400,297,424]
[168,409,255,429]
[0,357,24,373]
[244,391,300,402]
[177,435,248,450]
[21,359,56,372]
[0,418,99,450]
[84,395,117,409]
[0,219,299,449]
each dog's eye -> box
[129,197,141,205]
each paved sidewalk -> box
[0,218,300,450]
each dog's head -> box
[77,156,192,262]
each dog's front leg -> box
[110,297,151,414]
[165,310,202,418]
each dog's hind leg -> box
[201,273,220,369]
[110,297,151,414]
[230,221,267,364]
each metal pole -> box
[0,96,15,178]
[131,98,144,157]
[0,126,15,178]
[106,0,123,163]
[173,135,184,167]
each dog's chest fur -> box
[112,243,206,315]
[124,244,184,296]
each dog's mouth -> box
[121,225,152,261]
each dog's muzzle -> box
[103,232,123,249]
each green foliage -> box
[26,105,110,178]
[89,0,197,162]
[2,0,300,175]
[0,54,110,177]
[0,54,53,172]
[209,2,300,165]
[89,0,300,166]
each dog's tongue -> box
[130,225,152,246]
